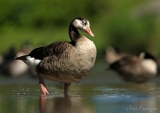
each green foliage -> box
[0,0,106,28]
[105,14,157,53]
[0,0,160,57]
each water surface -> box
[0,61,160,113]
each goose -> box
[8,52,30,77]
[0,46,17,76]
[109,51,158,83]
[15,17,97,95]
[105,46,129,64]
[0,45,35,77]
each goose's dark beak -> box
[85,26,94,37]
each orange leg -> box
[38,74,49,95]
[40,84,49,95]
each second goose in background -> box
[109,51,158,83]
[105,46,129,64]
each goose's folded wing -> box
[45,41,73,58]
[15,41,73,61]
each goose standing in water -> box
[15,17,97,95]
[109,51,158,83]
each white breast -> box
[24,56,41,68]
[141,59,157,74]
[75,36,97,70]
[76,37,96,53]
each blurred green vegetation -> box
[0,0,160,58]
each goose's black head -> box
[70,17,94,37]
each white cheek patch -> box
[83,26,87,30]
[73,19,83,29]
[73,19,91,31]
[141,60,157,74]
[83,24,90,30]
[25,56,41,68]
[87,21,90,26]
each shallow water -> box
[1,61,160,113]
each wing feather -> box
[45,41,73,58]
[26,41,73,60]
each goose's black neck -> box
[69,24,81,45]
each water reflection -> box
[40,95,47,113]
[91,95,158,113]
[39,95,95,113]
[0,82,160,113]
[1,60,160,113]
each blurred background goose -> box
[109,51,158,83]
[15,17,97,95]
[105,46,130,64]
[8,51,30,77]
[0,43,35,77]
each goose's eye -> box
[81,20,86,25]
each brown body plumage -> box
[37,37,96,83]
[15,17,97,95]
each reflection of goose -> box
[15,17,96,95]
[39,95,95,113]
[109,51,158,83]
[53,96,71,113]
[105,46,129,64]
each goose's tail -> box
[14,55,27,60]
